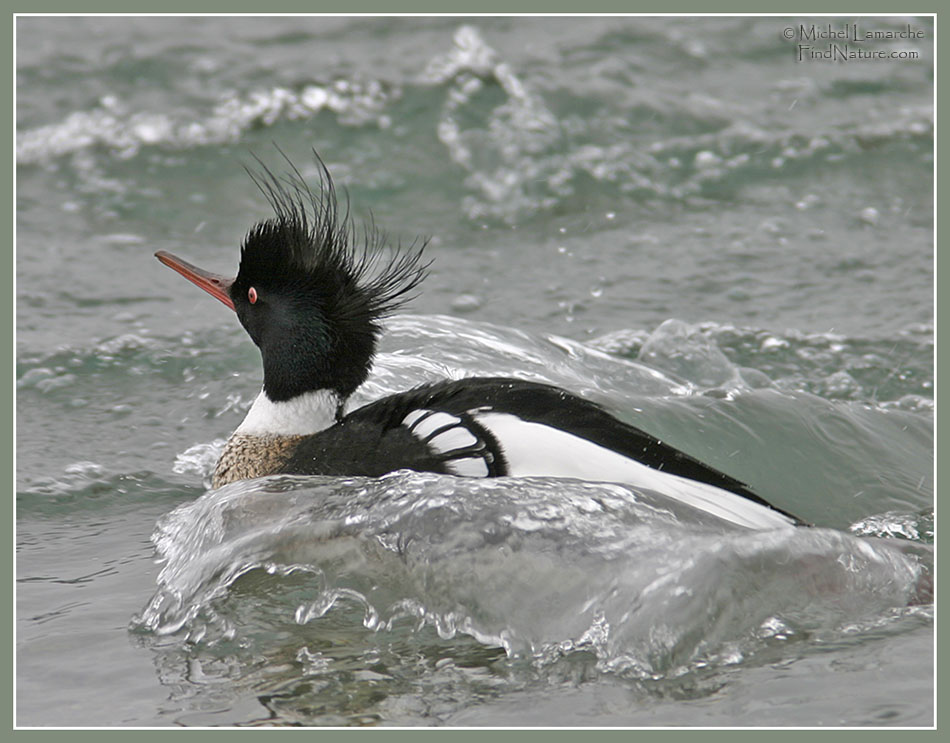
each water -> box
[15,16,933,727]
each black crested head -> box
[231,150,429,403]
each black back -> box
[281,377,804,524]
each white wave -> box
[134,472,927,678]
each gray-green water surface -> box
[16,16,933,727]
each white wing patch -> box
[473,412,795,531]
[402,409,493,477]
[408,411,478,449]
[401,409,429,429]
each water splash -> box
[589,319,934,405]
[17,78,397,165]
[134,472,928,680]
[423,26,564,221]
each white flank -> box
[475,412,795,531]
[235,388,341,437]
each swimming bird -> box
[156,153,802,530]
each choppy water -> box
[16,16,933,727]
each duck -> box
[156,152,802,530]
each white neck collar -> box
[234,388,342,437]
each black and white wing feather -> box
[400,409,505,477]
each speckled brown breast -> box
[212,433,305,488]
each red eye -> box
[248,287,258,304]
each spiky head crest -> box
[231,150,429,402]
